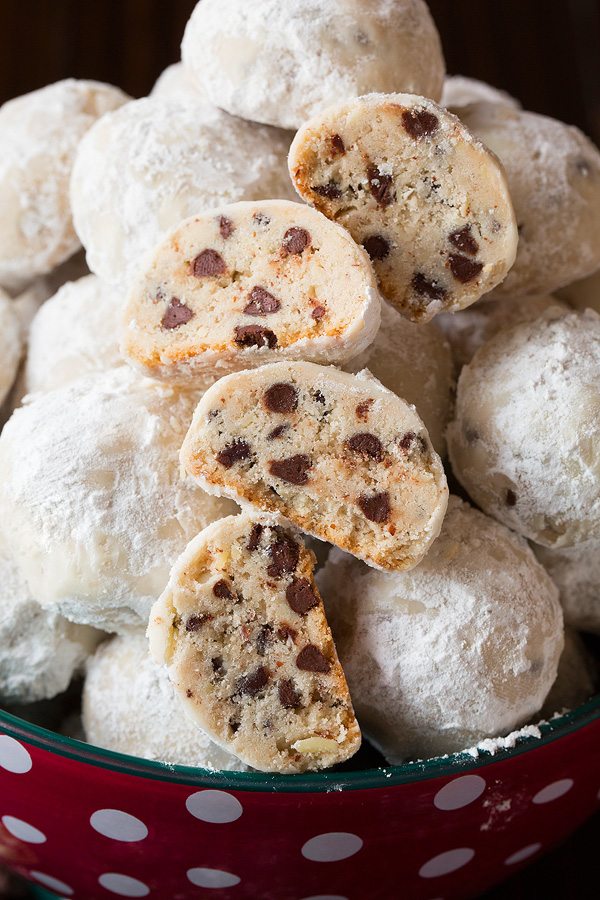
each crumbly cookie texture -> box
[441,76,520,111]
[0,367,238,633]
[456,102,600,295]
[122,200,381,387]
[181,361,448,572]
[25,275,124,394]
[540,628,597,718]
[319,496,563,763]
[70,97,296,289]
[448,310,600,548]
[289,92,517,323]
[0,288,22,406]
[83,631,249,770]
[345,300,454,456]
[0,79,129,292]
[148,513,360,773]
[181,0,445,130]
[534,541,600,636]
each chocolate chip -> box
[506,489,517,507]
[412,272,447,301]
[213,579,233,600]
[331,133,346,155]
[363,235,390,261]
[253,212,271,226]
[191,249,226,277]
[269,454,312,485]
[358,491,391,523]
[277,624,298,642]
[347,432,384,461]
[278,678,303,709]
[401,108,439,139]
[356,399,373,421]
[267,534,300,578]
[449,225,479,256]
[216,439,251,468]
[161,297,194,330]
[236,665,270,697]
[282,227,311,256]
[311,305,326,319]
[218,216,234,239]
[234,325,277,348]
[313,390,326,404]
[367,165,395,207]
[286,578,320,616]
[229,718,240,733]
[244,286,281,316]
[268,424,288,440]
[264,382,298,413]
[296,644,331,674]
[247,523,264,552]
[256,624,273,656]
[312,181,342,199]
[185,613,212,631]
[399,431,416,451]
[186,688,193,698]
[448,254,483,284]
[212,656,225,676]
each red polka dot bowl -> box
[1,697,598,900]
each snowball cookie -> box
[24,275,123,394]
[456,102,600,296]
[83,632,247,770]
[181,0,445,130]
[289,93,517,323]
[0,79,129,293]
[12,279,51,341]
[70,97,296,289]
[0,544,99,704]
[540,628,597,718]
[182,361,448,572]
[149,514,360,773]
[436,293,568,369]
[150,62,214,113]
[534,541,600,635]
[557,267,600,314]
[442,76,520,111]
[0,367,238,633]
[345,301,454,456]
[319,496,563,762]
[0,288,22,406]
[448,310,600,548]
[122,200,380,386]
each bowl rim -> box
[1,694,599,793]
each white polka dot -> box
[532,778,574,804]
[433,775,487,811]
[98,873,150,897]
[0,736,32,774]
[1,815,46,844]
[90,809,148,842]
[419,848,475,878]
[302,832,363,862]
[185,789,243,824]
[30,871,74,895]
[187,868,241,889]
[505,843,542,866]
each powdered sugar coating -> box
[0,367,238,632]
[534,541,600,635]
[25,275,124,394]
[319,496,563,762]
[151,62,215,114]
[457,102,600,295]
[540,628,597,717]
[0,289,22,406]
[83,631,248,770]
[0,544,99,704]
[346,300,454,455]
[442,76,520,111]
[448,310,600,547]
[70,98,296,288]
[181,0,444,129]
[0,79,129,292]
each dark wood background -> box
[0,1,598,897]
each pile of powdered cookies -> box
[0,0,599,775]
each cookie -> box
[557,267,600,315]
[181,0,445,130]
[289,93,518,322]
[0,79,128,292]
[0,288,22,407]
[456,102,600,295]
[148,513,360,773]
[534,541,600,636]
[181,360,448,571]
[448,310,600,548]
[83,632,248,770]
[319,496,563,762]
[0,367,238,633]
[540,629,597,718]
[441,76,520,111]
[70,97,296,288]
[150,62,215,114]
[122,200,381,386]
